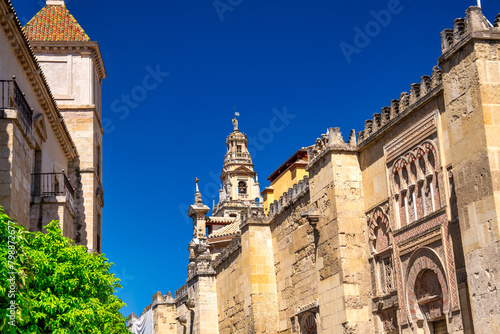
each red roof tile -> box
[23,5,90,42]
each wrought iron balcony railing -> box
[31,172,75,210]
[0,78,33,131]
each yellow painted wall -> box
[263,161,308,215]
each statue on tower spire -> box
[232,106,240,132]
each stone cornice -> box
[29,41,107,80]
[0,0,78,160]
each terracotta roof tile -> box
[23,5,90,42]
[209,220,240,238]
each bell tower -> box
[24,0,106,251]
[213,112,263,218]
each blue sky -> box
[10,0,499,317]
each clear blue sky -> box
[10,0,499,317]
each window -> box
[238,181,247,194]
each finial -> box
[195,178,203,204]
[232,107,240,131]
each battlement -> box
[357,65,442,146]
[440,7,498,54]
[175,284,188,304]
[268,176,309,219]
[307,127,357,168]
[213,235,242,269]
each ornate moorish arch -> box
[368,206,391,254]
[405,247,450,323]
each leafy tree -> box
[0,210,129,333]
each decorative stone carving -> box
[367,206,391,255]
[406,248,450,323]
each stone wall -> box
[438,8,500,332]
[213,237,248,333]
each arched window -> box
[300,313,318,334]
[238,181,247,194]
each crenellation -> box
[390,99,400,119]
[373,113,381,132]
[364,119,373,137]
[440,29,454,52]
[431,66,442,87]
[213,235,242,269]
[420,75,432,95]
[381,107,390,127]
[409,83,420,104]
[358,64,444,147]
[307,127,357,167]
[269,176,309,220]
[399,91,410,112]
[348,129,357,147]
[453,18,467,42]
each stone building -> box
[0,0,105,251]
[129,6,500,334]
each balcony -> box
[0,78,33,132]
[31,172,75,211]
[224,152,251,162]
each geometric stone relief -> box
[388,139,441,228]
[379,308,398,333]
[406,247,450,323]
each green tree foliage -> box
[0,210,129,333]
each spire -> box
[195,178,203,204]
[24,2,91,42]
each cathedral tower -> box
[24,0,106,251]
[213,113,263,218]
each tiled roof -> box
[23,4,90,42]
[206,217,236,224]
[209,220,240,238]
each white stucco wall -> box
[0,28,69,173]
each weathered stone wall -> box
[213,217,279,334]
[439,22,500,333]
[270,189,316,333]
[214,238,248,333]
[268,144,371,334]
[241,218,279,333]
[187,275,219,334]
